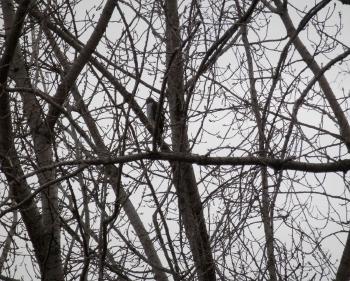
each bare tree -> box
[1,0,350,280]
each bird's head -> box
[146,97,155,104]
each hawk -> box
[146,97,164,142]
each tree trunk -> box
[165,0,216,280]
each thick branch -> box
[16,153,350,181]
[0,0,30,85]
[45,0,116,132]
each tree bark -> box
[164,0,216,280]
[1,0,65,279]
[272,1,350,279]
[43,26,169,281]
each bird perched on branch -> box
[146,97,164,143]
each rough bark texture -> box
[0,0,64,279]
[0,0,117,280]
[165,0,216,280]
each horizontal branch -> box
[21,152,350,176]
[1,152,349,221]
